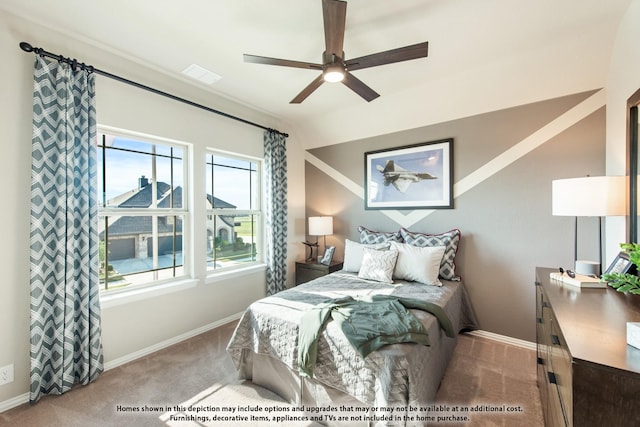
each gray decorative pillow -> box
[358,247,398,283]
[399,228,461,281]
[358,226,402,244]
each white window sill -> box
[205,263,267,285]
[100,278,198,309]
[99,265,266,308]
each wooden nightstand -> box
[295,260,343,285]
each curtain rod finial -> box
[19,42,34,52]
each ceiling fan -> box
[244,0,429,104]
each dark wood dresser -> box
[535,267,640,426]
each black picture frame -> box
[320,246,335,265]
[364,138,453,210]
[604,251,635,275]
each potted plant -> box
[602,243,640,295]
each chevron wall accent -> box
[29,55,103,403]
[303,89,606,342]
[305,89,605,229]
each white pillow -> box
[390,241,446,286]
[358,247,398,283]
[343,239,390,273]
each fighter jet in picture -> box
[376,160,437,193]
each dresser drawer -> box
[549,319,572,425]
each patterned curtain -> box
[264,130,288,295]
[30,55,103,403]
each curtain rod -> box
[19,42,289,138]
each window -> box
[206,151,262,271]
[98,131,189,292]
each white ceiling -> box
[1,0,632,147]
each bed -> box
[227,227,478,426]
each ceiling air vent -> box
[181,64,222,85]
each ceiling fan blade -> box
[342,72,380,102]
[290,74,325,104]
[322,0,347,58]
[243,54,322,70]
[345,42,429,71]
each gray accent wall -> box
[305,90,605,342]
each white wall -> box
[0,10,305,405]
[606,0,640,255]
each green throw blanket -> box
[297,295,455,377]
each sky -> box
[98,134,257,209]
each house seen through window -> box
[97,131,263,294]
[206,151,261,271]
[98,132,188,292]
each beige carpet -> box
[0,323,543,427]
[157,381,322,427]
[434,334,543,426]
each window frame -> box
[205,149,264,274]
[97,125,192,296]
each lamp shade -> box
[552,176,627,217]
[308,216,333,236]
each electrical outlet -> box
[0,364,14,386]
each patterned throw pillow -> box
[357,226,402,244]
[358,247,398,283]
[399,228,461,281]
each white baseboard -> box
[0,392,29,414]
[103,311,242,371]
[0,312,243,414]
[466,330,537,351]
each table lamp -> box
[552,176,626,276]
[308,216,333,261]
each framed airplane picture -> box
[364,138,453,210]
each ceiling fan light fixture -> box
[323,64,345,83]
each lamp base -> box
[302,241,319,261]
[575,260,600,277]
